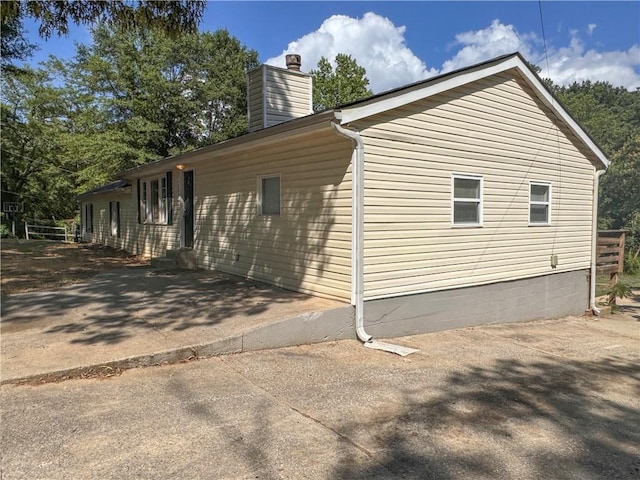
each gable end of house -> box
[335,53,609,169]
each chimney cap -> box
[285,54,302,71]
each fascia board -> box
[513,59,609,168]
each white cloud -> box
[266,13,436,93]
[587,23,597,35]
[441,20,537,73]
[442,20,640,90]
[267,14,640,94]
[543,37,640,90]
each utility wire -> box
[538,0,551,77]
[539,0,562,254]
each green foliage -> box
[310,54,373,112]
[553,80,640,258]
[0,27,258,228]
[607,281,632,306]
[554,81,639,157]
[60,26,259,159]
[624,253,640,275]
[0,10,36,76]
[0,216,15,238]
[1,68,77,221]
[0,1,205,39]
[625,211,640,259]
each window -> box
[529,182,551,225]
[258,174,281,216]
[109,201,120,237]
[84,203,93,234]
[150,179,159,222]
[452,175,482,226]
[160,176,167,222]
[140,181,147,223]
[138,172,173,224]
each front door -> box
[183,170,194,248]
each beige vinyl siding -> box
[247,65,312,132]
[82,178,180,258]
[88,199,108,244]
[355,70,597,299]
[193,128,353,300]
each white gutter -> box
[331,121,418,357]
[331,122,371,343]
[590,168,607,315]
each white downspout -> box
[590,168,607,315]
[331,121,372,342]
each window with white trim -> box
[529,182,551,225]
[452,175,482,226]
[138,172,173,224]
[258,174,281,216]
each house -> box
[78,52,608,342]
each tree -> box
[554,81,639,156]
[57,26,259,161]
[0,1,205,39]
[1,68,77,223]
[0,11,36,76]
[310,54,372,112]
[1,25,260,230]
[552,80,640,260]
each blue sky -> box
[24,1,640,92]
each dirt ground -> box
[0,239,148,295]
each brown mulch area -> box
[1,239,148,295]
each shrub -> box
[624,252,640,275]
[607,281,632,306]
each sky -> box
[23,1,640,93]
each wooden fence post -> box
[618,231,625,274]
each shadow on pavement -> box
[331,355,640,479]
[1,268,308,346]
[616,289,640,322]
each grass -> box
[1,239,148,295]
[595,272,640,297]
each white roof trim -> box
[337,55,608,168]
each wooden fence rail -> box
[596,230,625,280]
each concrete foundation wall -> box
[243,305,355,351]
[364,270,589,338]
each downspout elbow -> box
[590,169,607,315]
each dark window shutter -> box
[166,171,173,225]
[89,204,94,233]
[137,179,141,224]
[116,202,121,237]
[109,201,113,235]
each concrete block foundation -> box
[364,270,590,339]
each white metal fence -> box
[25,223,72,242]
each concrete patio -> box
[1,267,352,384]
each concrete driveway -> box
[1,267,351,384]
[2,304,639,479]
